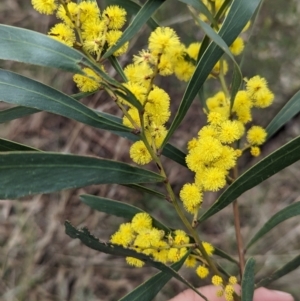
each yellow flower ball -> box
[32,0,58,15]
[196,265,209,279]
[103,5,127,29]
[230,37,244,56]
[126,257,145,267]
[212,275,223,286]
[131,212,152,233]
[247,126,267,146]
[129,141,152,165]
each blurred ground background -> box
[1,0,300,300]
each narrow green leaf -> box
[0,103,186,167]
[199,135,300,222]
[105,0,159,30]
[266,90,300,139]
[241,258,255,301]
[214,247,239,265]
[256,254,300,288]
[112,87,143,110]
[0,138,40,152]
[162,0,261,148]
[0,92,94,123]
[215,0,233,20]
[120,252,189,301]
[65,221,207,301]
[80,194,169,232]
[0,152,164,199]
[0,24,84,74]
[177,0,216,25]
[0,69,130,132]
[190,14,243,108]
[246,202,300,249]
[0,106,39,123]
[161,144,187,167]
[108,56,127,82]
[102,0,165,59]
[124,184,165,199]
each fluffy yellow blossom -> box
[206,91,230,118]
[121,82,147,106]
[196,137,223,163]
[174,59,195,81]
[32,0,57,15]
[78,1,100,24]
[214,146,237,171]
[180,183,203,214]
[187,138,198,151]
[212,275,223,286]
[110,222,135,247]
[235,149,243,157]
[122,108,142,128]
[133,50,155,65]
[201,167,227,191]
[184,255,197,268]
[131,212,152,233]
[145,87,171,125]
[150,241,169,263]
[207,111,225,125]
[124,64,152,90]
[168,248,187,262]
[219,120,242,144]
[196,265,209,279]
[158,54,175,76]
[233,90,252,111]
[202,241,214,256]
[81,18,105,40]
[56,3,78,27]
[106,30,128,56]
[134,228,162,247]
[186,42,201,61]
[73,68,102,92]
[48,23,75,47]
[229,276,238,285]
[198,125,219,139]
[253,88,275,108]
[103,5,127,29]
[230,37,244,56]
[224,284,235,301]
[247,126,267,145]
[82,19,106,54]
[148,27,181,57]
[147,124,167,148]
[186,147,205,172]
[126,257,145,267]
[246,75,268,98]
[129,141,152,165]
[250,146,261,157]
[210,60,229,77]
[174,230,190,245]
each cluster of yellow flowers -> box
[180,75,274,215]
[32,0,128,92]
[178,0,275,220]
[110,212,214,276]
[119,26,196,164]
[32,2,275,297]
[212,275,238,301]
